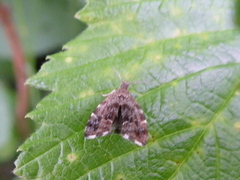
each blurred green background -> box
[0,0,86,179]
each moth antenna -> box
[113,67,123,82]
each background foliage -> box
[0,0,85,179]
[13,0,240,179]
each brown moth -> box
[84,81,148,146]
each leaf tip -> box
[25,112,33,119]
[24,78,32,85]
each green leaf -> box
[14,0,240,179]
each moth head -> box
[120,81,130,90]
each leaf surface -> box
[14,0,240,179]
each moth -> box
[84,81,148,146]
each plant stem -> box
[0,2,29,139]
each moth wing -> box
[120,96,148,146]
[84,92,120,139]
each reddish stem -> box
[0,3,29,139]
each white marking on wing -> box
[91,113,97,118]
[140,120,147,124]
[102,131,109,136]
[86,135,96,139]
[134,140,143,146]
[123,134,129,140]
